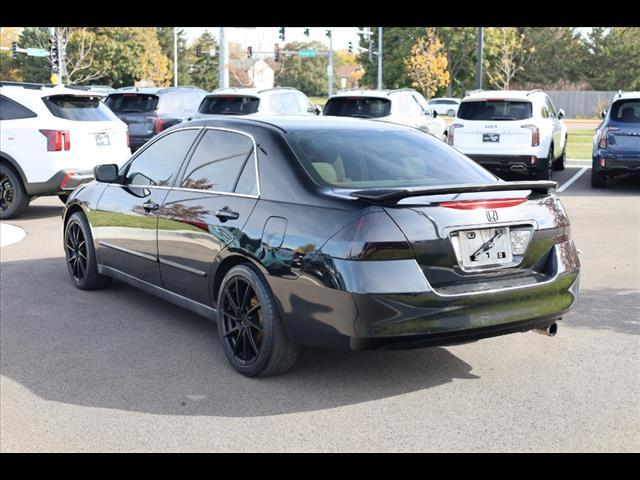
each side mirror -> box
[601,110,607,119]
[314,105,322,115]
[557,108,565,119]
[94,164,119,183]
[432,110,438,118]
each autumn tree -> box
[0,27,23,81]
[189,31,219,91]
[434,27,477,96]
[483,27,534,90]
[404,28,450,99]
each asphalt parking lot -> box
[1,166,639,452]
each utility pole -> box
[377,27,382,90]
[219,27,229,89]
[327,29,334,97]
[173,28,178,87]
[476,27,484,90]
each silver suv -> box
[322,88,448,141]
[197,87,321,116]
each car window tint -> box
[0,95,37,120]
[272,93,301,114]
[159,92,184,113]
[412,93,430,113]
[199,95,260,115]
[235,154,259,195]
[285,128,496,189]
[323,97,391,118]
[104,94,159,113]
[457,100,533,121]
[297,92,316,113]
[43,95,117,121]
[398,95,422,116]
[610,99,640,123]
[181,130,254,193]
[184,91,205,111]
[125,129,199,186]
[545,98,557,117]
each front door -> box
[157,128,259,305]
[93,128,201,285]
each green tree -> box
[276,41,329,96]
[189,31,219,91]
[0,27,23,81]
[434,27,477,97]
[584,27,640,91]
[483,27,534,90]
[156,27,191,86]
[14,27,51,83]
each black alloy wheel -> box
[65,220,88,282]
[64,212,112,290]
[0,165,30,219]
[220,276,264,365]
[0,172,15,213]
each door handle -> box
[215,207,240,222]
[141,201,159,212]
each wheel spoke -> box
[241,282,251,312]
[246,303,261,317]
[232,329,244,357]
[77,258,86,278]
[242,328,248,361]
[234,278,241,311]
[246,329,259,356]
[223,325,241,338]
[67,254,76,264]
[245,317,263,332]
[225,290,239,315]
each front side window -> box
[105,94,159,113]
[610,99,640,123]
[285,128,496,189]
[199,95,260,115]
[124,129,199,186]
[323,96,392,118]
[457,100,533,121]
[0,95,37,120]
[270,93,301,114]
[43,95,117,121]
[181,130,255,194]
[545,97,557,118]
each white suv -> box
[323,88,448,141]
[0,82,131,219]
[196,87,321,116]
[448,89,568,179]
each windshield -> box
[285,128,496,189]
[458,100,532,121]
[323,97,391,118]
[198,95,260,115]
[104,94,159,113]
[610,99,640,123]
[43,95,118,121]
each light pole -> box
[327,29,334,97]
[173,27,178,87]
[476,27,484,90]
[377,27,382,90]
[219,27,229,89]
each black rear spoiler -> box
[349,181,557,202]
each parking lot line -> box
[558,167,588,193]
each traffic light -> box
[278,27,285,41]
[303,28,310,37]
[247,46,253,59]
[195,45,202,58]
[326,30,331,38]
[348,41,353,53]
[274,43,280,62]
[49,35,59,73]
[11,41,18,60]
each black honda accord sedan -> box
[62,116,580,377]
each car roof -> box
[0,83,104,99]
[182,114,413,134]
[612,91,640,101]
[207,87,303,97]
[429,97,460,102]
[463,90,540,102]
[329,88,418,99]
[113,86,205,95]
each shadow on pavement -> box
[1,257,479,418]
[18,201,64,220]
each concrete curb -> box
[0,222,26,248]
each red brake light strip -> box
[439,198,528,210]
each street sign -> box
[26,48,48,57]
[299,49,317,58]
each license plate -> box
[459,226,512,268]
[483,133,500,143]
[95,133,110,146]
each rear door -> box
[606,98,640,154]
[454,99,534,152]
[157,128,259,304]
[104,92,160,139]
[93,128,201,285]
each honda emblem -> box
[486,210,499,222]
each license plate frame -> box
[459,226,513,268]
[95,133,110,147]
[483,133,500,143]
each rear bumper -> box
[594,151,640,174]
[25,169,94,196]
[270,240,580,351]
[466,154,546,173]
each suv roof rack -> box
[0,81,55,90]
[388,88,416,94]
[526,89,544,96]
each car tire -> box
[0,164,30,220]
[58,193,70,204]
[447,109,455,117]
[64,211,112,290]
[553,138,567,171]
[217,264,299,377]
[535,146,554,180]
[591,159,606,188]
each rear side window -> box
[124,129,199,186]
[181,130,255,194]
[0,95,37,120]
[183,91,206,112]
[158,92,185,113]
[43,95,117,121]
[105,94,159,113]
[458,100,532,121]
[199,95,260,115]
[270,92,302,114]
[610,99,640,123]
[285,128,495,189]
[323,97,391,118]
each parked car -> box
[62,115,580,377]
[0,81,130,219]
[448,89,568,180]
[74,85,116,96]
[196,87,321,116]
[323,88,448,141]
[591,91,640,187]
[104,86,206,151]
[428,97,461,117]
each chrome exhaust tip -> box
[534,322,558,337]
[510,164,527,171]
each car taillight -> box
[126,129,130,147]
[448,123,463,145]
[155,118,164,133]
[39,129,70,151]
[599,127,618,149]
[319,211,414,261]
[439,198,528,210]
[521,125,540,146]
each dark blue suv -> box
[592,92,640,187]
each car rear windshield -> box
[610,99,640,123]
[285,129,496,189]
[198,95,260,115]
[104,93,160,113]
[43,95,118,121]
[323,97,392,118]
[458,100,533,121]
